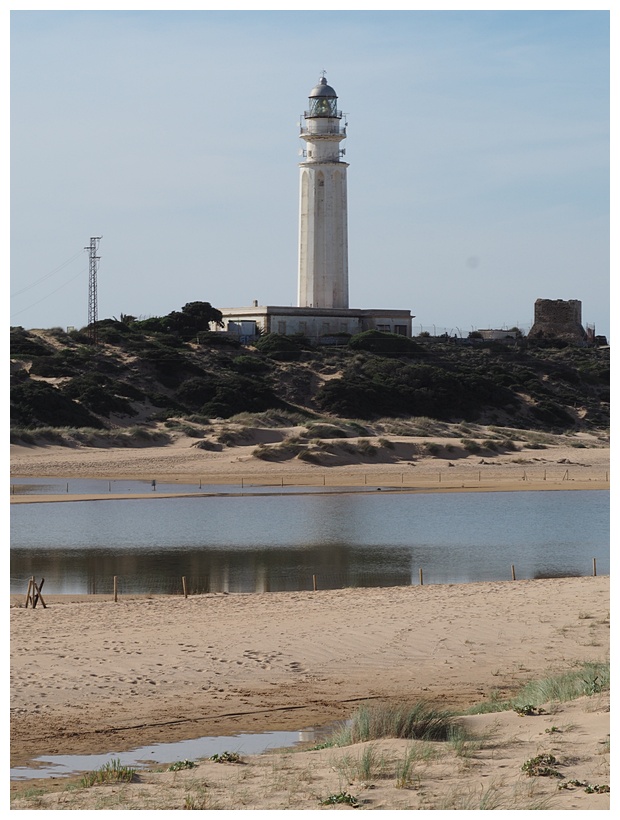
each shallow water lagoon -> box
[10,489,608,594]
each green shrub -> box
[348,330,424,355]
[232,354,270,374]
[10,327,53,358]
[253,333,309,360]
[61,375,138,418]
[200,375,283,418]
[11,380,104,429]
[196,331,240,348]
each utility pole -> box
[86,236,102,344]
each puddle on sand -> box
[11,725,337,781]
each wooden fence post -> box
[25,577,33,608]
[419,568,423,586]
[592,558,597,577]
[511,564,516,581]
[114,576,118,602]
[182,576,188,598]
[312,574,317,592]
[25,577,46,609]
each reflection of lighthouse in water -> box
[298,75,349,310]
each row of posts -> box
[11,470,610,494]
[83,558,601,603]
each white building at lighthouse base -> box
[216,303,412,344]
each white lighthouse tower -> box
[298,76,349,309]
[215,76,412,341]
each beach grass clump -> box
[482,439,499,451]
[10,426,68,445]
[433,781,557,811]
[394,744,438,788]
[332,744,389,784]
[300,423,348,439]
[228,409,312,428]
[252,441,305,461]
[192,439,222,451]
[463,661,610,716]
[297,448,323,464]
[354,438,378,457]
[163,421,204,438]
[79,758,136,788]
[332,701,463,746]
[460,438,481,454]
[376,419,419,437]
[216,426,254,446]
[512,661,609,707]
[186,413,212,425]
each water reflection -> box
[11,490,609,594]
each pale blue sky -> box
[9,8,611,338]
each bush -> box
[348,330,423,355]
[176,377,218,409]
[196,331,240,348]
[253,333,309,360]
[232,354,270,374]
[61,374,139,417]
[11,380,104,429]
[141,347,205,387]
[10,327,53,358]
[134,301,223,341]
[200,375,283,419]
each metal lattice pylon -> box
[86,236,102,343]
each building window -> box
[394,325,407,336]
[376,324,391,332]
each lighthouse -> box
[298,76,349,310]
[215,75,412,341]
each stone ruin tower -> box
[527,299,587,343]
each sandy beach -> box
[9,426,611,498]
[10,578,610,810]
[10,435,610,809]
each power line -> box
[10,249,86,299]
[10,266,89,321]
